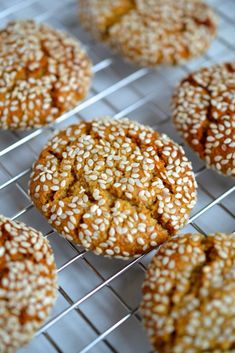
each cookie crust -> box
[0,20,92,130]
[141,232,235,353]
[0,215,57,353]
[172,62,235,177]
[29,118,197,258]
[78,0,217,66]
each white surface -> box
[0,1,234,352]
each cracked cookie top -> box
[141,233,235,353]
[0,215,57,353]
[29,118,197,259]
[0,20,92,130]
[172,62,235,177]
[78,0,217,66]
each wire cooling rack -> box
[0,0,234,352]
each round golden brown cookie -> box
[29,118,197,259]
[172,62,235,177]
[0,215,57,353]
[0,20,92,130]
[141,232,235,353]
[78,0,217,67]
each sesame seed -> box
[137,237,145,245]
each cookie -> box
[78,0,217,67]
[141,232,235,353]
[29,118,197,259]
[0,20,92,130]
[0,215,57,353]
[172,62,235,177]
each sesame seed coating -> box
[0,215,57,353]
[78,0,217,67]
[141,232,235,353]
[0,20,92,130]
[172,62,235,177]
[29,118,197,259]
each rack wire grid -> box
[0,0,234,352]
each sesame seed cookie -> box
[141,232,235,353]
[172,62,235,177]
[0,20,92,130]
[29,118,197,259]
[78,0,217,67]
[0,215,57,353]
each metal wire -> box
[0,1,234,352]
